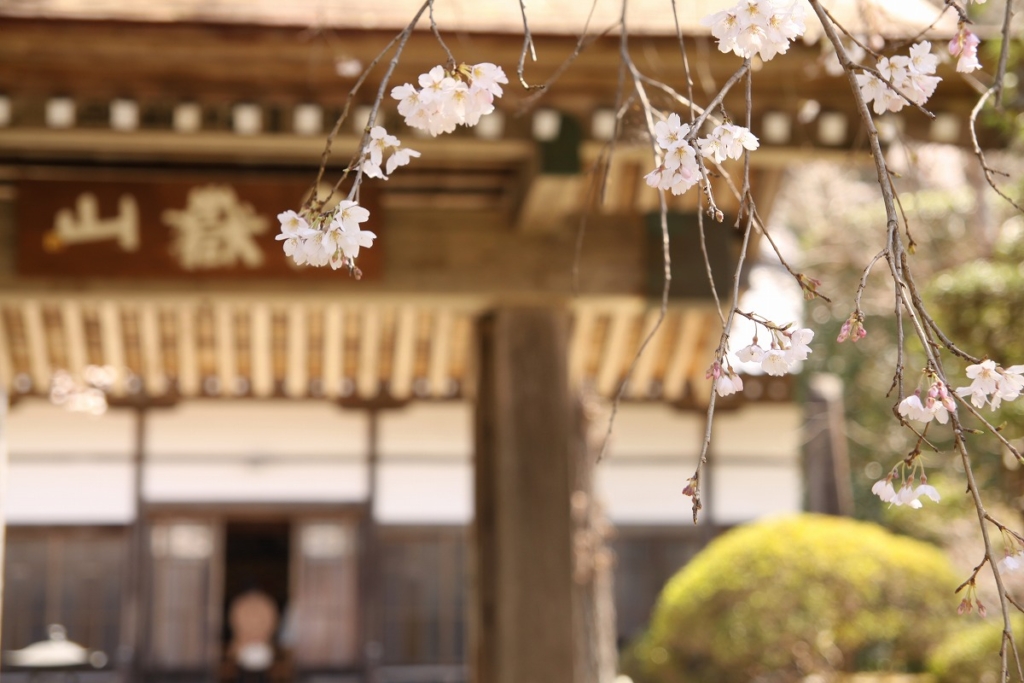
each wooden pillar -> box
[0,390,8,647]
[124,406,148,682]
[473,307,578,683]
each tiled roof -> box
[0,0,956,37]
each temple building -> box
[0,1,970,682]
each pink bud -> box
[837,320,851,343]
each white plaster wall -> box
[710,464,802,524]
[144,461,368,502]
[712,404,804,461]
[596,462,698,524]
[6,461,134,524]
[375,461,472,524]
[145,400,367,458]
[598,404,703,459]
[378,402,472,459]
[7,399,135,457]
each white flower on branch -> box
[760,348,790,376]
[872,473,940,509]
[856,42,941,115]
[391,62,508,137]
[645,113,701,195]
[736,343,765,363]
[702,0,806,62]
[898,377,955,425]
[715,371,744,397]
[732,327,813,376]
[361,126,420,180]
[956,360,1024,410]
[276,201,375,270]
[698,123,759,164]
[276,210,317,264]
[949,24,982,74]
[330,201,376,261]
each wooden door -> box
[288,519,360,670]
[146,519,222,676]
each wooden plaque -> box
[15,177,383,280]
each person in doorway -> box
[228,585,279,683]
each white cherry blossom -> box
[330,201,376,260]
[392,62,508,137]
[956,360,1024,410]
[698,124,759,164]
[736,343,765,363]
[715,372,744,397]
[702,0,805,61]
[857,42,941,115]
[761,348,790,376]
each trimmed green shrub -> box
[929,615,1024,683]
[625,514,958,683]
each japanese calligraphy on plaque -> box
[15,177,382,279]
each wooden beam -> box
[321,304,343,399]
[176,302,199,397]
[357,306,380,399]
[21,300,50,393]
[0,309,11,392]
[61,299,88,379]
[100,300,126,396]
[389,306,416,400]
[517,175,584,233]
[595,308,632,398]
[285,305,308,398]
[138,303,166,395]
[662,309,710,402]
[626,308,664,399]
[214,303,236,397]
[568,306,595,387]
[688,312,720,407]
[250,303,273,398]
[428,309,452,398]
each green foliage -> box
[625,515,958,683]
[928,615,1024,683]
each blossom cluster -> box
[391,62,508,136]
[644,116,759,195]
[734,327,814,377]
[871,473,940,509]
[361,126,420,180]
[949,23,982,73]
[276,202,376,270]
[898,376,956,425]
[956,360,1024,410]
[702,0,807,62]
[836,313,866,343]
[708,361,745,397]
[856,42,941,115]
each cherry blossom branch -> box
[596,0,673,464]
[519,0,609,111]
[853,248,887,313]
[688,61,757,523]
[669,0,698,125]
[516,0,544,90]
[809,3,1020,677]
[993,0,1016,107]
[309,0,431,212]
[956,394,1024,463]
[427,0,456,69]
[969,87,1024,215]
[307,4,430,211]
